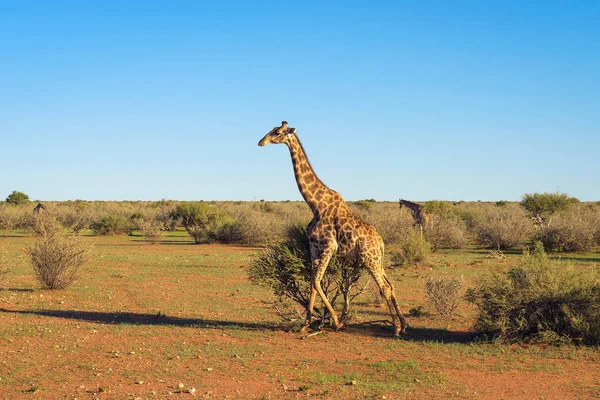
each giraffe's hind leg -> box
[367,264,407,336]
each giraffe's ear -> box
[289,128,298,134]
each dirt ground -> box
[1,235,599,399]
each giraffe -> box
[258,121,407,336]
[398,199,429,228]
[33,202,47,213]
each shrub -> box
[203,215,244,244]
[350,202,413,245]
[173,202,236,244]
[25,215,91,290]
[249,224,366,325]
[91,215,131,236]
[139,218,164,244]
[392,229,431,266]
[423,200,457,217]
[6,190,30,205]
[353,199,375,211]
[55,203,93,233]
[423,214,468,251]
[425,273,463,317]
[218,201,311,245]
[474,204,533,249]
[466,242,600,345]
[520,191,578,227]
[534,205,599,252]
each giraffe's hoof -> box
[300,324,311,333]
[394,326,407,336]
[334,322,345,331]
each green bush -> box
[466,242,600,345]
[423,200,457,217]
[174,202,236,244]
[203,215,244,244]
[392,229,431,266]
[520,191,578,227]
[249,224,366,325]
[91,215,131,236]
[6,190,30,205]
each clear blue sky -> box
[1,1,599,202]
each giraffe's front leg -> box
[301,282,318,332]
[311,247,342,330]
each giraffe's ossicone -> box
[258,121,407,336]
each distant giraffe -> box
[33,202,47,213]
[259,121,407,336]
[399,199,429,228]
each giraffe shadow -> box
[0,308,279,331]
[345,322,477,343]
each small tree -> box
[249,225,367,326]
[520,192,578,227]
[26,215,91,290]
[6,191,30,205]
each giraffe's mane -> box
[294,133,330,190]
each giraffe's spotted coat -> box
[258,121,407,336]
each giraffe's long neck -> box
[286,134,332,216]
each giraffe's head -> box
[258,121,298,147]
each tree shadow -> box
[1,288,35,292]
[0,308,279,331]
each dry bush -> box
[350,202,413,245]
[423,214,468,251]
[25,215,92,290]
[91,215,131,236]
[425,273,464,317]
[474,204,533,249]
[219,201,311,245]
[392,229,431,266]
[53,201,94,232]
[0,204,35,232]
[466,242,600,345]
[139,217,164,244]
[535,204,600,252]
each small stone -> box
[188,387,196,394]
[136,381,143,385]
[414,378,421,383]
[178,383,185,389]
[350,380,357,385]
[206,368,213,372]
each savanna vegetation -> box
[1,191,599,398]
